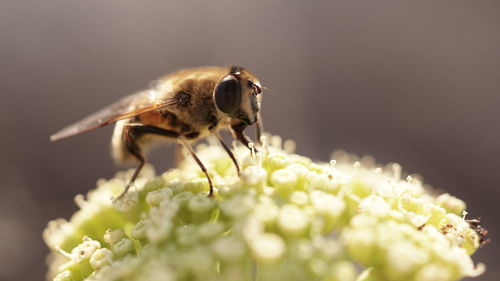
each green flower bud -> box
[249,233,286,264]
[43,135,486,281]
[277,204,309,237]
[112,238,135,257]
[90,248,113,270]
[103,229,124,246]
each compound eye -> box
[214,75,241,114]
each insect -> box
[51,65,263,199]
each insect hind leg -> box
[114,124,146,201]
[114,123,180,201]
[114,123,216,198]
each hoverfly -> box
[51,65,264,199]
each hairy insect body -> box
[52,65,263,199]
[112,68,230,163]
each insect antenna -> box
[261,85,275,95]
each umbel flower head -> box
[44,135,486,281]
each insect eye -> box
[214,75,241,115]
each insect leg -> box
[115,124,179,200]
[178,137,215,197]
[115,125,145,201]
[211,130,240,176]
[230,121,258,152]
[255,112,264,145]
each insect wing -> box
[50,90,169,141]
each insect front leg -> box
[230,120,258,153]
[178,136,215,197]
[255,112,264,145]
[114,124,179,201]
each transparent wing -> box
[50,90,174,141]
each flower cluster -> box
[44,136,485,281]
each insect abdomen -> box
[111,119,132,164]
[111,109,202,164]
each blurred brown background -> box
[0,1,498,280]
